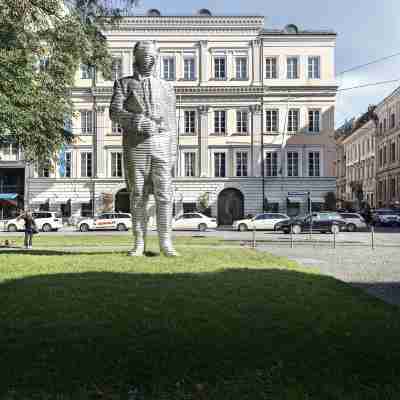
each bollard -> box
[290,224,293,248]
[333,228,336,249]
[252,226,256,249]
[371,224,374,250]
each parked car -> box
[275,212,347,234]
[7,211,63,232]
[339,212,368,232]
[232,213,289,231]
[372,209,400,226]
[77,212,132,232]
[172,212,217,231]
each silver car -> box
[339,213,367,232]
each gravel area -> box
[258,244,400,306]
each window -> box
[236,152,248,177]
[236,111,248,134]
[38,162,50,178]
[383,145,387,164]
[390,178,396,198]
[214,111,226,135]
[162,57,175,80]
[308,152,320,177]
[287,152,299,177]
[184,152,196,177]
[288,109,299,133]
[379,148,383,167]
[308,110,321,133]
[65,152,72,178]
[266,109,279,133]
[287,57,299,79]
[265,57,278,79]
[391,142,396,163]
[111,58,122,81]
[184,110,196,134]
[391,113,396,129]
[184,58,196,80]
[111,121,122,135]
[265,152,278,177]
[80,64,93,80]
[214,152,226,177]
[214,57,226,80]
[383,118,387,131]
[308,56,320,79]
[81,152,92,177]
[111,152,123,177]
[80,110,93,134]
[235,57,248,80]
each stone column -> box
[199,41,208,86]
[250,104,262,177]
[198,105,209,177]
[251,39,261,85]
[95,105,106,178]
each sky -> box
[127,0,400,127]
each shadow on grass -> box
[0,250,161,257]
[1,269,400,399]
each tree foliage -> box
[0,0,138,161]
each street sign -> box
[287,191,308,197]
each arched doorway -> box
[217,188,244,225]
[115,188,130,213]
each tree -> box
[0,0,138,161]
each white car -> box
[172,212,217,231]
[233,212,289,231]
[77,212,132,232]
[7,211,63,232]
[339,212,368,232]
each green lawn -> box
[1,236,400,399]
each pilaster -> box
[251,39,262,85]
[95,105,106,178]
[199,41,208,86]
[198,105,209,177]
[250,104,262,177]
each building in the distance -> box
[8,11,338,224]
[335,87,400,210]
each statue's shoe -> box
[161,246,180,257]
[128,247,144,257]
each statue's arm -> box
[109,80,135,124]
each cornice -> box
[73,85,338,99]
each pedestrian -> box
[17,209,36,249]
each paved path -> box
[258,243,400,306]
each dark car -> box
[275,212,347,234]
[372,209,400,227]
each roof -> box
[261,28,337,36]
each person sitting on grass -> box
[17,210,36,249]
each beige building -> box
[375,86,400,208]
[1,11,338,224]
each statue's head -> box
[133,41,157,75]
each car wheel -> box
[198,223,207,232]
[347,223,356,232]
[238,223,248,232]
[42,223,52,232]
[331,224,340,234]
[7,224,17,232]
[292,225,301,234]
[117,223,127,232]
[80,223,89,232]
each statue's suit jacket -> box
[109,74,177,193]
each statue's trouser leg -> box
[151,144,178,257]
[124,139,151,256]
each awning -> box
[0,193,18,200]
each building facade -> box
[13,12,338,224]
[375,86,400,208]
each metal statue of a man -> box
[109,41,178,257]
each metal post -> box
[333,229,336,249]
[371,224,375,250]
[252,226,256,249]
